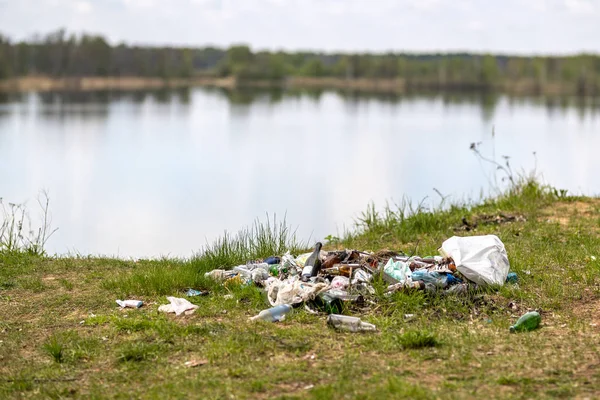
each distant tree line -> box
[1,29,600,94]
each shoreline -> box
[0,75,592,96]
[2,184,600,398]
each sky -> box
[0,0,599,54]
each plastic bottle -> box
[301,242,323,281]
[509,311,541,333]
[249,304,292,322]
[264,256,281,265]
[327,314,377,332]
[116,300,143,308]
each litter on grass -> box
[116,300,143,308]
[200,235,516,331]
[158,297,199,316]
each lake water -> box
[0,88,599,258]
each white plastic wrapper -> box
[266,276,329,306]
[158,296,199,316]
[440,235,510,286]
[330,276,350,290]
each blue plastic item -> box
[186,288,208,297]
[506,272,518,283]
[445,274,463,285]
[264,256,281,265]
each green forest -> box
[1,29,600,94]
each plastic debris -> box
[264,256,281,265]
[327,314,376,332]
[506,272,518,283]
[440,235,510,286]
[158,297,199,316]
[383,258,412,284]
[266,277,329,306]
[200,236,520,330]
[204,269,237,282]
[250,304,292,322]
[330,276,350,290]
[184,359,208,368]
[116,300,143,308]
[186,289,208,297]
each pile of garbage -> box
[202,235,513,330]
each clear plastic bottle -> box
[249,304,292,322]
[327,314,377,332]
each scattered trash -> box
[186,289,208,297]
[158,297,199,316]
[204,269,237,282]
[327,314,377,333]
[330,276,350,290]
[383,258,412,284]
[510,311,541,333]
[457,213,526,231]
[250,304,292,322]
[184,359,208,368]
[197,235,522,329]
[264,256,281,265]
[309,291,347,314]
[266,278,328,306]
[116,300,143,308]
[505,272,518,284]
[223,294,234,300]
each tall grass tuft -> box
[43,337,65,363]
[0,191,57,256]
[194,214,307,273]
[103,214,307,296]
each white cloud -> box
[74,0,92,14]
[122,0,156,8]
[0,0,599,53]
[406,0,442,11]
[466,20,483,31]
[564,0,595,14]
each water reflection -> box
[214,88,600,121]
[1,85,599,257]
[2,87,598,121]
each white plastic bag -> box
[330,276,350,290]
[158,296,199,316]
[440,235,510,286]
[266,277,328,306]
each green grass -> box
[42,336,65,363]
[1,181,600,398]
[398,329,440,349]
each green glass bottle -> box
[509,311,541,333]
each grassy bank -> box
[1,181,600,399]
[0,75,593,96]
